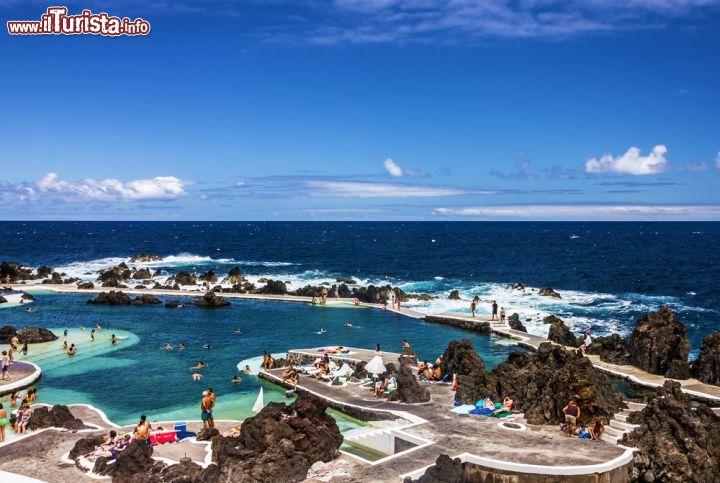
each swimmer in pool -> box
[111,334,117,345]
[203,344,212,350]
[164,343,173,350]
[90,329,95,342]
[318,328,327,334]
[235,327,241,334]
[67,344,76,356]
[232,376,241,383]
[62,340,68,351]
[178,343,185,350]
[344,322,353,327]
[243,365,251,374]
[192,373,202,381]
[190,362,206,370]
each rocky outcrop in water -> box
[0,296,6,304]
[256,279,288,295]
[538,287,561,298]
[169,271,197,286]
[77,282,94,289]
[585,333,630,365]
[544,315,577,346]
[88,291,161,306]
[625,306,691,379]
[440,339,496,403]
[623,380,720,483]
[131,268,152,280]
[447,290,461,300]
[388,364,431,403]
[208,393,342,482]
[21,292,35,301]
[164,300,182,308]
[404,454,463,483]
[507,313,527,332]
[222,267,245,285]
[18,327,58,343]
[0,261,35,282]
[0,325,16,342]
[28,405,85,431]
[129,254,160,263]
[492,342,625,425]
[198,270,218,283]
[336,277,357,284]
[131,294,162,305]
[691,332,720,386]
[195,290,230,308]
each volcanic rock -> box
[131,268,152,280]
[544,315,577,346]
[507,283,528,291]
[198,270,218,283]
[625,306,691,378]
[409,293,435,301]
[404,454,463,483]
[209,393,342,482]
[623,380,720,483]
[131,294,162,305]
[292,285,322,297]
[388,364,431,403]
[447,290,461,300]
[440,339,496,403]
[195,291,230,308]
[0,296,6,304]
[17,327,58,343]
[336,277,357,284]
[257,279,288,295]
[538,287,562,298]
[692,332,720,386]
[507,313,527,332]
[164,300,182,308]
[70,435,106,459]
[170,271,197,286]
[492,342,625,425]
[129,254,160,263]
[77,282,95,289]
[0,325,16,342]
[49,272,63,284]
[88,291,132,305]
[36,265,53,278]
[97,440,162,479]
[20,292,35,301]
[28,405,84,431]
[0,261,35,282]
[334,283,352,298]
[197,427,220,441]
[585,333,629,365]
[222,267,245,285]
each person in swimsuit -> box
[90,329,95,342]
[470,300,476,318]
[22,342,28,356]
[111,334,117,345]
[10,336,19,350]
[201,390,216,428]
[1,351,9,381]
[134,415,151,445]
[62,340,68,351]
[232,375,241,383]
[491,301,498,320]
[96,323,101,332]
[243,365,251,374]
[190,362,206,370]
[500,307,506,323]
[63,329,68,337]
[16,405,32,434]
[68,344,76,356]
[164,343,173,350]
[0,403,7,442]
[493,396,514,415]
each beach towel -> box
[470,408,494,416]
[449,404,476,415]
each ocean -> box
[0,221,717,425]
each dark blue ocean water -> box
[1,221,718,347]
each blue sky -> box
[1,0,719,220]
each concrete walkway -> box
[0,360,42,397]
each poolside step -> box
[625,402,647,412]
[614,413,629,422]
[603,426,626,438]
[600,433,623,445]
[610,419,639,432]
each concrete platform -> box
[0,360,42,397]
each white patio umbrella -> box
[365,355,386,380]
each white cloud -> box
[434,204,720,220]
[585,145,668,175]
[305,180,496,198]
[33,172,187,202]
[716,152,720,169]
[383,158,404,177]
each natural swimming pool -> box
[1,290,524,426]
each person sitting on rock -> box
[589,420,605,441]
[562,400,581,437]
[374,376,388,398]
[493,396,513,415]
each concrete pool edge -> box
[0,360,42,397]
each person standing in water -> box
[22,342,28,356]
[90,329,95,342]
[111,334,117,345]
[470,300,477,318]
[491,301,498,321]
[0,403,7,442]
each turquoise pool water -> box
[1,290,524,425]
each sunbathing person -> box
[481,396,495,410]
[417,361,429,376]
[493,396,513,415]
[421,366,433,381]
[282,365,299,387]
[431,366,442,381]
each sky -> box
[0,0,719,221]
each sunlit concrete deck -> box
[0,360,42,397]
[260,346,631,482]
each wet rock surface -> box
[691,332,720,386]
[623,380,720,483]
[492,342,625,425]
[507,313,527,332]
[88,290,132,305]
[77,282,95,289]
[256,279,288,295]
[0,325,16,341]
[447,290,461,300]
[585,333,629,365]
[195,290,230,308]
[544,315,577,346]
[129,254,160,263]
[625,306,691,378]
[17,327,58,343]
[538,287,561,298]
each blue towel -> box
[454,400,463,407]
[470,408,494,416]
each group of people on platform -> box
[562,400,605,440]
[470,298,506,322]
[0,388,39,441]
